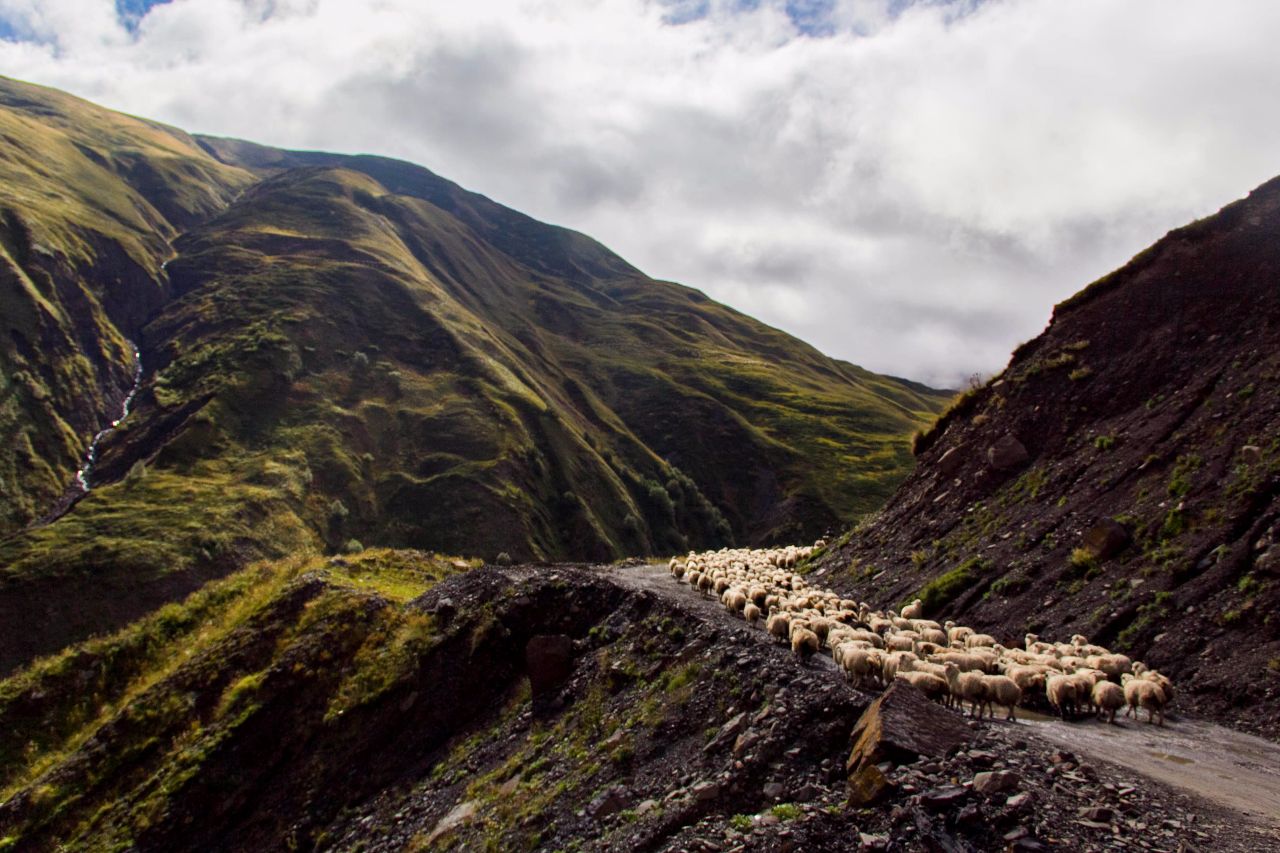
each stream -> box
[21,345,145,532]
[74,344,143,492]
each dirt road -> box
[608,560,1280,836]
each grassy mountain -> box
[811,176,1280,737]
[0,76,946,670]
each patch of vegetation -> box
[1116,591,1174,651]
[989,574,1030,598]
[1167,453,1203,498]
[1093,434,1115,451]
[771,803,802,821]
[912,555,991,616]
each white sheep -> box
[1092,681,1124,724]
[943,663,987,717]
[766,612,791,644]
[790,622,820,662]
[980,674,1021,721]
[896,670,950,702]
[1045,673,1078,719]
[1122,674,1167,725]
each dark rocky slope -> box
[811,175,1280,738]
[0,552,1268,852]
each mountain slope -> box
[0,77,946,671]
[0,78,254,530]
[811,176,1280,737]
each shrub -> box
[1069,548,1099,575]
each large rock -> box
[987,433,1030,471]
[1082,519,1130,560]
[937,446,964,476]
[846,682,972,805]
[525,634,574,701]
[972,769,1021,795]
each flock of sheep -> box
[667,545,1174,726]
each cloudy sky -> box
[2,0,1278,386]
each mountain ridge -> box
[0,75,946,671]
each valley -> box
[0,71,1277,852]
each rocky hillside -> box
[0,76,945,671]
[811,176,1280,737]
[0,551,1270,853]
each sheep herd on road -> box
[668,545,1174,726]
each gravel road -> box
[606,560,1280,836]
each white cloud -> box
[2,0,1279,386]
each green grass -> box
[911,555,991,616]
[0,547,469,847]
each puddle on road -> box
[1150,751,1196,765]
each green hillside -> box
[0,76,946,669]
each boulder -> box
[525,634,574,701]
[937,446,964,476]
[972,770,1020,795]
[1082,519,1130,560]
[987,434,1030,471]
[846,682,972,806]
[704,711,747,754]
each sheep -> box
[661,543,1177,731]
[840,646,883,689]
[1092,681,1125,724]
[882,650,917,684]
[849,629,885,649]
[919,627,949,647]
[943,663,987,717]
[1123,675,1167,725]
[723,588,748,615]
[807,617,833,644]
[766,612,791,644]
[980,675,1022,721]
[790,623,821,663]
[946,622,974,646]
[1085,654,1133,681]
[1045,674,1079,719]
[930,651,988,673]
[1140,670,1175,705]
[1001,664,1047,698]
[1024,633,1055,655]
[885,633,916,653]
[896,670,950,702]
